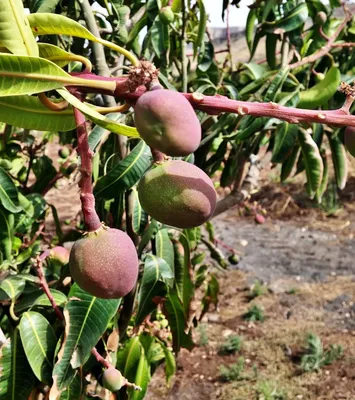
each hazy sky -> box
[205,0,250,28]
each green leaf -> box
[272,122,299,163]
[19,311,57,384]
[262,3,308,33]
[0,328,36,400]
[264,67,289,102]
[88,113,124,152]
[328,133,348,190]
[298,129,323,199]
[38,43,75,68]
[56,89,139,138]
[281,146,300,182]
[194,0,207,58]
[246,8,257,53]
[138,219,160,257]
[50,284,120,398]
[174,234,194,318]
[116,336,141,380]
[0,207,14,260]
[298,67,341,109]
[315,150,329,203]
[155,229,175,276]
[0,54,77,97]
[164,290,194,353]
[15,289,67,313]
[130,347,151,400]
[33,0,61,13]
[265,34,278,69]
[128,187,148,235]
[135,254,174,326]
[0,0,38,56]
[151,18,170,60]
[58,375,83,400]
[161,343,176,385]
[94,141,151,199]
[0,276,25,301]
[0,167,21,213]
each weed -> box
[318,181,342,216]
[219,335,243,355]
[257,380,286,400]
[219,357,246,382]
[300,333,343,372]
[243,304,265,322]
[197,323,209,347]
[249,280,268,299]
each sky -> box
[204,0,250,28]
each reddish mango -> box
[69,227,138,299]
[134,89,201,156]
[138,160,217,228]
[102,368,124,392]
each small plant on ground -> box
[248,280,269,299]
[300,333,343,372]
[257,380,286,400]
[243,305,265,322]
[197,323,209,347]
[218,335,243,355]
[219,357,246,382]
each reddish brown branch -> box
[91,347,112,369]
[289,13,351,69]
[34,256,64,321]
[72,98,101,232]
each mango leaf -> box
[94,141,151,199]
[0,276,25,301]
[246,8,257,53]
[0,207,14,260]
[155,229,175,276]
[32,0,61,13]
[0,167,21,214]
[262,3,308,33]
[280,146,300,182]
[56,89,139,138]
[264,67,289,102]
[298,129,323,199]
[0,328,36,400]
[116,337,142,380]
[15,289,67,313]
[164,290,194,353]
[272,122,299,163]
[130,348,150,400]
[328,132,348,190]
[193,0,207,58]
[38,43,75,68]
[151,18,170,60]
[0,54,87,97]
[58,375,83,400]
[135,254,174,326]
[88,113,123,152]
[161,343,176,385]
[128,187,148,235]
[49,284,120,399]
[0,0,38,56]
[137,219,160,257]
[174,234,194,318]
[315,150,329,203]
[19,311,57,384]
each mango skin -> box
[345,127,355,157]
[138,160,217,229]
[69,228,138,299]
[49,246,69,266]
[102,368,124,392]
[134,90,201,156]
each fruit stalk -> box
[73,102,101,232]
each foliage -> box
[257,380,286,400]
[300,333,343,372]
[248,280,269,300]
[219,357,246,382]
[218,335,243,355]
[243,304,265,322]
[0,0,354,398]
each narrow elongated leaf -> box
[263,3,308,33]
[136,254,174,326]
[164,290,194,353]
[315,150,329,203]
[0,167,21,214]
[151,18,170,60]
[0,0,38,56]
[246,8,256,53]
[194,0,207,58]
[130,348,150,400]
[38,43,75,68]
[264,67,289,102]
[155,229,175,275]
[272,122,299,163]
[49,284,120,399]
[33,0,61,13]
[0,328,36,400]
[0,95,75,132]
[94,141,150,199]
[88,113,123,151]
[161,344,176,384]
[56,89,139,138]
[281,146,300,182]
[0,276,25,301]
[128,187,148,235]
[138,219,160,257]
[0,207,14,260]
[15,289,67,313]
[19,312,57,384]
[328,133,348,190]
[298,129,323,199]
[116,336,142,380]
[58,375,83,400]
[174,234,194,318]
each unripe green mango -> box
[138,160,216,228]
[102,368,124,392]
[159,6,174,24]
[69,227,138,299]
[134,89,201,157]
